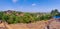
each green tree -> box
[51,9,59,16]
[0,12,4,19]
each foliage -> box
[51,9,59,16]
[0,9,59,24]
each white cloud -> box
[32,3,36,6]
[12,0,18,3]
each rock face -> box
[1,19,60,29]
[49,21,60,29]
[0,22,7,29]
[9,19,60,29]
[0,21,12,29]
[47,19,60,29]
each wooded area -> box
[0,9,59,24]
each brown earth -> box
[0,19,60,29]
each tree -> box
[0,12,4,19]
[51,9,59,16]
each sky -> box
[0,0,60,12]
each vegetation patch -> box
[0,9,59,24]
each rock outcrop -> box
[0,19,60,29]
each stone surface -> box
[0,19,60,29]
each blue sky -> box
[0,0,60,12]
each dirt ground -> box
[0,19,60,29]
[9,21,47,29]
